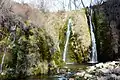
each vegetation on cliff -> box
[0,0,91,79]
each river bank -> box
[75,61,120,80]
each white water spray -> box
[63,18,72,62]
[89,7,98,63]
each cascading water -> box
[0,26,16,73]
[88,7,98,63]
[63,18,72,62]
[0,48,6,73]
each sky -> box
[13,0,97,12]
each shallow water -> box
[65,63,88,70]
[24,75,68,80]
[21,64,88,80]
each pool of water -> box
[24,75,68,80]
[65,63,88,70]
[20,64,89,80]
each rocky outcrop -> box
[75,61,120,80]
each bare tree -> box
[95,0,105,5]
[73,0,77,10]
[68,0,72,10]
[31,0,50,12]
[60,0,65,11]
[72,0,82,10]
[37,0,45,12]
[81,0,85,8]
[51,0,63,11]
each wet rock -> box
[95,63,104,68]
[75,71,85,77]
[110,74,117,78]
[87,66,96,73]
[112,68,120,75]
[99,68,110,74]
[103,63,110,68]
[75,61,120,80]
[59,68,67,74]
[69,78,74,80]
[65,71,75,78]
[97,76,108,80]
[116,76,120,80]
[84,73,93,79]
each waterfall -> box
[0,48,6,73]
[63,18,72,62]
[0,31,16,73]
[88,7,98,63]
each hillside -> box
[0,1,91,78]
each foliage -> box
[70,33,89,63]
[93,6,113,62]
[0,5,91,79]
[59,19,68,57]
[0,16,60,79]
[59,15,90,63]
